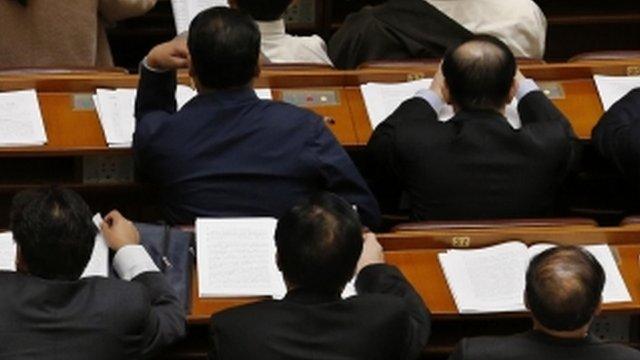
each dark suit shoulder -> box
[386,97,439,126]
[456,333,640,360]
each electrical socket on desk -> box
[82,156,134,184]
[591,314,630,342]
[284,0,316,26]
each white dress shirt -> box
[113,245,159,281]
[415,78,539,113]
[257,19,333,66]
[425,0,547,59]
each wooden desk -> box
[0,61,638,227]
[1,61,639,153]
[181,241,640,358]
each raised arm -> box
[355,233,431,360]
[592,88,640,177]
[101,211,186,357]
[135,37,190,121]
[515,70,579,172]
[311,116,381,229]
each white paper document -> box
[0,89,47,146]
[593,75,640,111]
[196,218,280,297]
[361,79,521,130]
[80,214,110,278]
[94,87,272,148]
[196,217,357,299]
[171,0,229,33]
[0,232,17,271]
[439,241,631,314]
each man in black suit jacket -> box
[367,35,578,220]
[449,246,640,360]
[0,188,185,359]
[592,88,640,206]
[134,7,380,228]
[208,193,431,360]
[328,0,472,69]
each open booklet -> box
[593,75,640,111]
[0,89,47,147]
[93,87,272,148]
[196,218,356,299]
[0,214,109,278]
[361,79,522,131]
[439,241,632,314]
[171,0,229,33]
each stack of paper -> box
[94,87,273,148]
[0,90,47,147]
[439,241,631,314]
[80,214,110,278]
[171,0,229,33]
[361,79,521,130]
[593,75,640,111]
[196,218,356,299]
[0,214,108,277]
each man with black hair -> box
[0,187,185,359]
[134,7,380,228]
[367,35,577,220]
[207,192,431,360]
[448,246,640,360]
[229,0,332,65]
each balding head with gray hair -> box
[525,246,605,331]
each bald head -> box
[526,246,605,331]
[442,35,517,112]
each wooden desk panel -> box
[548,79,603,139]
[345,79,606,143]
[38,93,107,149]
[380,225,640,250]
[272,88,359,146]
[188,244,640,323]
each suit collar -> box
[456,108,506,120]
[283,288,342,304]
[527,330,601,346]
[195,86,259,105]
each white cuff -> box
[113,245,159,281]
[516,79,540,101]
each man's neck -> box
[533,320,590,340]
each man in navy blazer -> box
[133,7,380,228]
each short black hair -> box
[526,246,605,331]
[442,34,517,111]
[275,192,363,293]
[235,0,293,21]
[188,7,260,89]
[10,187,98,281]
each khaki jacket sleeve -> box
[99,0,157,23]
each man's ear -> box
[442,80,451,105]
[15,245,28,274]
[254,63,261,79]
[523,290,530,310]
[507,77,518,103]
[594,298,603,316]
